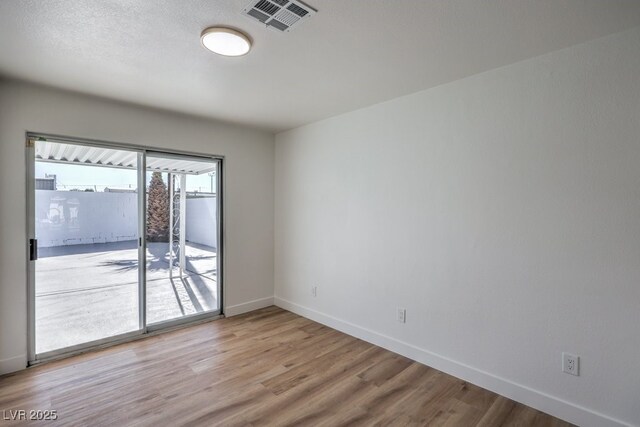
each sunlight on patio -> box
[35,241,217,354]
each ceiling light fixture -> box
[201,27,252,57]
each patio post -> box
[179,173,186,278]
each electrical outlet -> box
[562,352,579,376]
[311,286,317,297]
[397,308,406,323]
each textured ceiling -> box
[1,0,639,132]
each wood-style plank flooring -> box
[0,307,573,426]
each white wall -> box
[186,197,217,248]
[0,81,275,374]
[275,26,640,427]
[36,190,138,247]
[37,191,218,249]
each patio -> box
[35,240,218,354]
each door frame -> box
[26,132,224,364]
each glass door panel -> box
[33,140,142,355]
[145,154,220,325]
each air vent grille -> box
[274,9,300,27]
[286,3,308,17]
[254,0,280,16]
[243,0,316,32]
[267,19,289,31]
[247,8,269,22]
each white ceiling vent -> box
[242,0,316,32]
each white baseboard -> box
[0,354,26,375]
[225,296,274,317]
[274,297,629,427]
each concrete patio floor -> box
[35,240,218,354]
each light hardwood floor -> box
[0,307,573,426]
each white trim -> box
[274,297,631,427]
[225,296,274,317]
[0,354,26,375]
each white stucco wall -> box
[36,190,138,247]
[185,197,217,249]
[35,191,217,249]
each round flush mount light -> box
[201,27,251,57]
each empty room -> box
[0,1,639,426]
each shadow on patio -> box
[35,241,218,354]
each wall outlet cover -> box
[562,352,579,376]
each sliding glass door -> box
[28,137,222,362]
